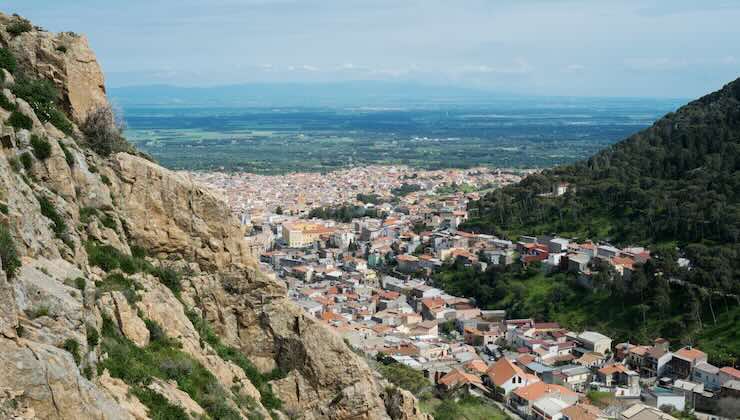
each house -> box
[484,358,539,397]
[641,386,685,412]
[596,364,640,395]
[420,297,447,320]
[533,396,575,420]
[620,403,678,420]
[575,352,607,368]
[575,331,612,355]
[298,299,323,317]
[463,327,500,347]
[396,254,420,273]
[437,368,485,395]
[718,366,740,386]
[548,365,592,392]
[561,403,606,420]
[668,347,707,378]
[410,320,438,339]
[509,382,578,418]
[692,362,721,390]
[643,346,672,378]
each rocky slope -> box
[0,12,430,420]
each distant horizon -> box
[5,1,740,99]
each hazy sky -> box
[4,0,740,97]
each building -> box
[575,331,612,355]
[692,362,721,390]
[620,403,678,420]
[668,347,707,378]
[509,382,578,418]
[282,221,334,247]
[485,357,539,397]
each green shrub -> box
[30,135,52,160]
[79,207,98,224]
[0,91,15,111]
[82,104,132,157]
[12,78,74,135]
[99,316,243,420]
[0,224,21,279]
[19,152,33,172]
[55,45,68,54]
[7,157,21,173]
[61,338,81,365]
[86,241,151,275]
[377,362,430,394]
[27,305,50,319]
[8,111,33,130]
[58,141,75,166]
[100,174,111,186]
[75,277,86,291]
[0,48,16,73]
[100,213,117,230]
[131,386,189,420]
[38,196,67,237]
[86,324,99,347]
[150,266,181,296]
[96,273,139,304]
[0,203,7,215]
[6,17,33,37]
[47,107,74,135]
[186,309,284,410]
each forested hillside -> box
[452,77,740,364]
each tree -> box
[82,103,132,156]
[275,206,283,215]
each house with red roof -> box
[484,358,540,397]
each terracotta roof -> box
[561,404,604,420]
[598,364,628,376]
[421,297,446,310]
[720,367,740,379]
[628,346,650,357]
[439,368,483,387]
[674,347,707,361]
[486,358,525,386]
[512,382,576,402]
[464,359,489,374]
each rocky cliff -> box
[0,12,430,420]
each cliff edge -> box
[0,12,430,420]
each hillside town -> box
[191,168,740,420]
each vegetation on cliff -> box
[439,79,740,365]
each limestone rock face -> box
[0,12,429,420]
[1,13,107,124]
[0,339,129,419]
[111,153,252,271]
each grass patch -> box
[0,223,21,280]
[186,309,284,410]
[27,305,50,319]
[430,395,508,420]
[375,356,430,394]
[95,272,140,304]
[131,386,189,420]
[8,110,32,130]
[61,338,81,365]
[30,135,52,160]
[58,141,75,167]
[86,324,99,347]
[0,91,15,112]
[6,17,32,37]
[99,316,243,420]
[19,152,33,172]
[38,196,67,237]
[0,48,17,73]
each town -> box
[193,167,740,420]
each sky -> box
[4,0,740,98]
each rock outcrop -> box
[0,11,429,420]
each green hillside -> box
[450,78,740,365]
